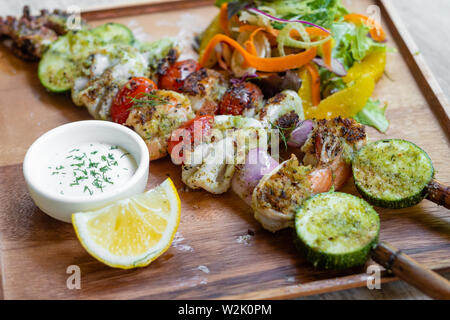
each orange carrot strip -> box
[199,34,317,72]
[305,63,321,106]
[343,13,386,42]
[244,27,265,55]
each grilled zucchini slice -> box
[295,192,380,269]
[90,23,135,45]
[38,23,134,92]
[352,139,434,208]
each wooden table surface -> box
[1,0,449,300]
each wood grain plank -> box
[81,0,215,21]
[378,0,450,136]
[0,0,449,299]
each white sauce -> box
[46,142,137,197]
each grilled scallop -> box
[256,90,304,128]
[125,89,195,160]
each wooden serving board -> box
[0,0,449,299]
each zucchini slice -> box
[38,36,75,92]
[90,23,135,45]
[295,192,380,269]
[38,23,134,92]
[352,139,434,208]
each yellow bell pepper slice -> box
[343,50,386,84]
[298,68,315,118]
[306,74,375,119]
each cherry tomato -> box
[218,82,263,116]
[111,77,157,124]
[168,115,214,162]
[159,59,201,92]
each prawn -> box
[125,90,195,160]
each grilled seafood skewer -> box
[233,117,368,232]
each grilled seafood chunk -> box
[181,68,229,116]
[0,6,83,60]
[182,137,237,194]
[125,89,195,160]
[251,155,333,232]
[181,115,265,194]
[256,90,304,129]
[301,117,367,189]
[72,46,150,120]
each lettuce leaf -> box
[256,0,348,29]
[331,22,386,70]
[353,98,389,132]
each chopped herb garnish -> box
[99,165,110,173]
[71,161,85,168]
[129,92,169,109]
[83,186,93,196]
[49,143,135,197]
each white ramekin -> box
[23,120,149,223]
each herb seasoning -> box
[47,142,137,197]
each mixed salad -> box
[197,0,390,132]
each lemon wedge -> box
[72,178,180,269]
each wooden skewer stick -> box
[426,179,450,209]
[372,241,450,300]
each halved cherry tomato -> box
[218,82,263,116]
[110,77,157,124]
[168,115,214,161]
[159,59,201,92]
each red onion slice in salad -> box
[287,120,314,148]
[312,57,347,77]
[246,7,330,34]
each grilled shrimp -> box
[251,155,333,232]
[301,117,367,189]
[181,68,229,116]
[125,89,195,160]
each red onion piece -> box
[246,7,330,34]
[232,148,279,205]
[230,73,259,85]
[287,120,314,148]
[312,57,347,77]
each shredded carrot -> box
[244,27,265,55]
[199,34,317,72]
[239,24,280,38]
[343,13,386,42]
[219,3,230,36]
[305,63,321,106]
